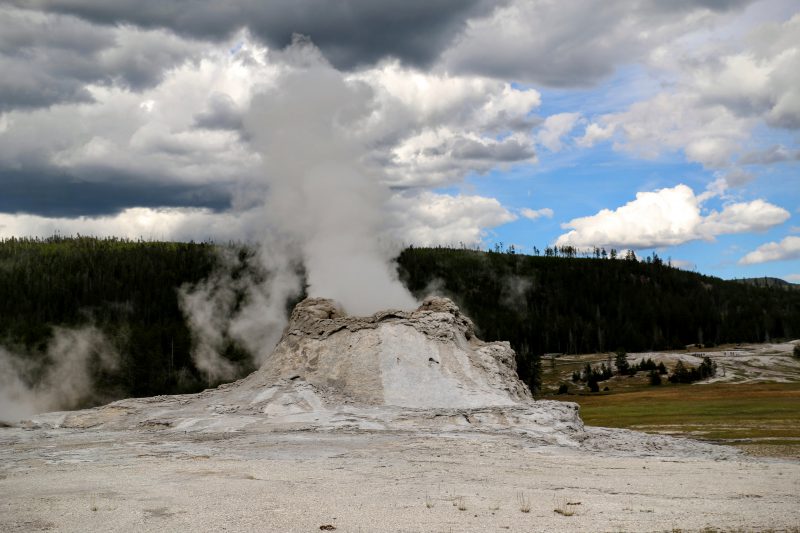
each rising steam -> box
[0,326,119,422]
[178,245,302,382]
[243,38,418,315]
[178,37,418,379]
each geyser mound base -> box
[25,297,583,446]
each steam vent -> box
[28,297,585,446]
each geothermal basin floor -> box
[1,427,799,532]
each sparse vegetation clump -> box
[553,497,576,516]
[614,350,630,375]
[649,370,662,386]
[573,361,613,392]
[793,343,800,358]
[668,357,717,384]
[424,492,434,509]
[516,491,531,513]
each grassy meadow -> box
[541,353,800,458]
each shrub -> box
[668,356,716,384]
[668,360,690,383]
[649,370,662,386]
[614,350,630,375]
[698,356,717,379]
[637,357,657,371]
[557,383,569,394]
[793,344,800,358]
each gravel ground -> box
[1,426,798,533]
[3,307,797,532]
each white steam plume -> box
[178,245,302,382]
[243,38,418,316]
[179,38,419,377]
[0,326,119,422]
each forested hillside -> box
[397,247,800,390]
[735,277,800,290]
[0,237,222,400]
[1,238,799,404]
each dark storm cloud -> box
[739,145,800,165]
[442,0,758,87]
[650,0,753,12]
[13,0,500,70]
[0,168,232,217]
[451,137,535,162]
[8,0,761,93]
[0,6,198,110]
[193,93,243,131]
[0,64,94,111]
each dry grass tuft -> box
[554,497,575,516]
[425,492,434,509]
[516,491,531,513]
[456,496,467,511]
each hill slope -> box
[397,247,800,389]
[1,238,799,405]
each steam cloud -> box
[2,38,422,409]
[179,37,418,380]
[0,326,119,422]
[243,38,418,315]
[178,245,302,382]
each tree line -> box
[0,236,222,400]
[396,246,800,393]
[1,238,799,404]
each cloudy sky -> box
[1,0,799,281]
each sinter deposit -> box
[25,297,734,457]
[25,297,574,443]
[8,298,796,532]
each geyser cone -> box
[254,296,532,408]
[27,297,584,447]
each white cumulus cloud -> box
[576,122,615,148]
[0,192,519,251]
[739,235,800,264]
[577,13,800,185]
[441,0,753,87]
[699,199,789,235]
[520,207,554,220]
[387,191,517,246]
[536,112,580,152]
[556,184,789,249]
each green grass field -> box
[544,382,800,458]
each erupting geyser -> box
[262,296,532,409]
[27,297,585,446]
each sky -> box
[0,0,799,282]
